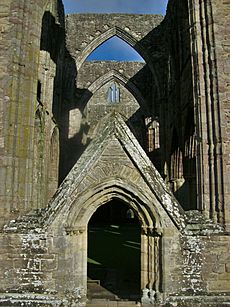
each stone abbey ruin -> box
[0,0,230,306]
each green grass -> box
[88,223,141,297]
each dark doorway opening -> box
[87,199,141,300]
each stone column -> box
[141,226,162,304]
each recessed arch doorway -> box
[44,111,185,303]
[87,198,141,300]
[67,182,164,303]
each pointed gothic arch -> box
[3,113,186,304]
[78,69,149,114]
[64,179,162,231]
[77,27,140,68]
[67,179,163,295]
[87,35,144,62]
[32,113,186,302]
[49,177,166,298]
[76,27,160,97]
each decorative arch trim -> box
[65,178,163,231]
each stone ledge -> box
[165,294,230,305]
[0,293,66,306]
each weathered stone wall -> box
[141,0,230,220]
[1,229,229,306]
[0,113,186,305]
[0,230,87,306]
[0,0,64,227]
[34,1,65,206]
[151,0,197,211]
[184,0,229,226]
[0,0,44,227]
[77,61,145,89]
[202,235,230,293]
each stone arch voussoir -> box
[62,179,165,233]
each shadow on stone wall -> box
[40,11,64,64]
[39,8,92,183]
[57,7,197,211]
[56,13,169,183]
[58,48,92,182]
[35,8,65,206]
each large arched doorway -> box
[61,178,168,304]
[87,199,141,300]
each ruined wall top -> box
[77,61,145,89]
[66,13,164,34]
[65,13,164,68]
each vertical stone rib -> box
[6,0,27,213]
[189,0,225,224]
[203,0,224,223]
[200,0,216,222]
[205,0,225,224]
[188,0,205,212]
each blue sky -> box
[63,0,168,15]
[63,0,168,61]
[86,37,145,62]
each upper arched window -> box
[107,82,120,103]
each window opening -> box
[145,117,160,152]
[37,80,42,103]
[107,82,120,103]
[86,36,145,62]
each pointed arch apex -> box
[77,68,148,113]
[76,26,138,69]
[76,25,160,98]
[65,179,160,231]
